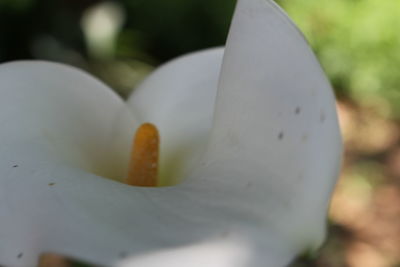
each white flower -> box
[0,0,342,266]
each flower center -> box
[126,123,159,187]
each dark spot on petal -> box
[246,181,253,188]
[301,134,308,143]
[12,165,18,168]
[278,132,284,140]
[295,107,301,115]
[311,88,317,96]
[119,251,128,259]
[221,230,230,238]
[320,111,326,123]
[48,183,55,186]
[17,253,23,259]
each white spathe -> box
[0,0,342,266]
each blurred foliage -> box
[120,0,235,62]
[0,0,34,11]
[278,0,400,117]
[0,0,234,63]
[0,0,235,96]
[1,0,399,115]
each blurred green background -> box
[1,0,400,266]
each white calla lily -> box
[0,0,341,266]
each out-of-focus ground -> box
[307,100,400,267]
[1,0,400,266]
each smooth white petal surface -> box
[194,0,342,253]
[0,61,135,181]
[128,48,223,185]
[0,61,138,265]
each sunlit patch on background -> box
[81,1,125,60]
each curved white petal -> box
[128,48,223,185]
[193,0,342,252]
[0,61,292,267]
[0,61,136,181]
[0,0,342,266]
[0,61,136,265]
